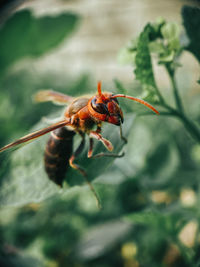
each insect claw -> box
[122,136,127,144]
[89,151,125,158]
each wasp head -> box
[87,81,123,126]
[90,93,124,126]
[88,81,159,126]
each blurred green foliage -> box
[182,6,200,62]
[0,5,200,267]
[0,10,79,76]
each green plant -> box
[0,5,200,267]
[118,6,200,143]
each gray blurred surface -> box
[6,0,200,86]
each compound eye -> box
[91,97,109,115]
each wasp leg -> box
[87,138,94,158]
[87,137,124,158]
[119,124,127,144]
[69,135,86,176]
[90,151,125,159]
[69,135,102,209]
[89,131,113,151]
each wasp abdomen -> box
[44,127,75,186]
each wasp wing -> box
[34,90,74,105]
[0,119,71,153]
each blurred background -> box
[0,0,200,266]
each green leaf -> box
[0,253,43,267]
[117,46,136,65]
[0,114,134,207]
[144,142,179,188]
[134,24,156,91]
[0,10,79,75]
[161,22,181,54]
[161,22,180,42]
[74,220,132,260]
[124,211,177,233]
[158,50,175,63]
[149,41,165,54]
[182,6,200,62]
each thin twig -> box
[166,65,184,114]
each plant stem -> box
[154,85,167,106]
[166,65,184,114]
[157,106,200,143]
[177,112,200,143]
[140,97,200,143]
[139,64,200,142]
[157,105,200,142]
[164,65,200,142]
[171,73,184,114]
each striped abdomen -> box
[44,127,75,186]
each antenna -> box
[97,81,102,96]
[112,94,159,114]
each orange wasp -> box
[0,81,159,207]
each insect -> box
[0,81,159,207]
